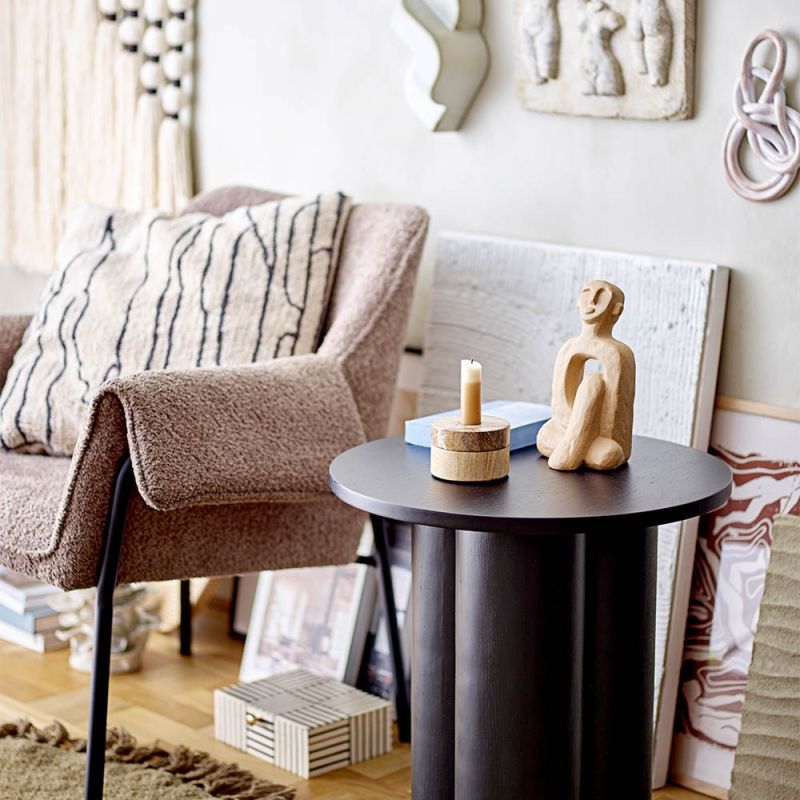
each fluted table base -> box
[411,525,657,800]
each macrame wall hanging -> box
[0,0,196,274]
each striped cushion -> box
[0,193,351,456]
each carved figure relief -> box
[514,0,696,120]
[579,1,626,97]
[630,0,674,86]
[537,280,635,471]
[518,0,561,85]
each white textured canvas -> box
[420,232,728,785]
[0,193,350,455]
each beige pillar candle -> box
[460,359,482,425]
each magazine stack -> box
[0,568,65,652]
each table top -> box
[329,436,732,535]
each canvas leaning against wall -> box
[240,564,376,687]
[671,407,800,798]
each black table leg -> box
[454,529,582,800]
[371,515,411,743]
[581,526,657,800]
[412,525,456,800]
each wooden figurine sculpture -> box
[537,280,635,471]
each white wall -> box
[3,1,798,408]
[193,0,800,408]
[0,265,47,314]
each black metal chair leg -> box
[371,515,411,743]
[179,579,192,656]
[85,457,135,800]
[228,575,241,638]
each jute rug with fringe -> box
[0,721,294,800]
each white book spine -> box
[0,618,66,653]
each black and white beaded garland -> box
[156,0,195,210]
[162,0,195,122]
[90,0,195,211]
[141,0,167,95]
[117,0,146,206]
[126,0,167,208]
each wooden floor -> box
[0,605,709,799]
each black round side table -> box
[329,436,732,800]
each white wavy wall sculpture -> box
[394,0,489,131]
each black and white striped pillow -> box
[0,193,351,456]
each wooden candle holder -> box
[430,415,511,483]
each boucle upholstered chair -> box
[0,186,428,799]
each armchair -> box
[0,186,428,798]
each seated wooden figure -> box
[537,280,635,471]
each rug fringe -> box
[0,719,295,799]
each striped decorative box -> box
[214,670,393,778]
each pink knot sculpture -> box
[723,30,800,202]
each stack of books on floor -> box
[0,568,66,652]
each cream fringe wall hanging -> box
[0,0,196,274]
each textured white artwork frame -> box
[419,232,728,787]
[394,0,489,131]
[514,0,696,120]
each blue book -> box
[0,601,60,634]
[405,400,551,451]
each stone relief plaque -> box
[515,0,696,120]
